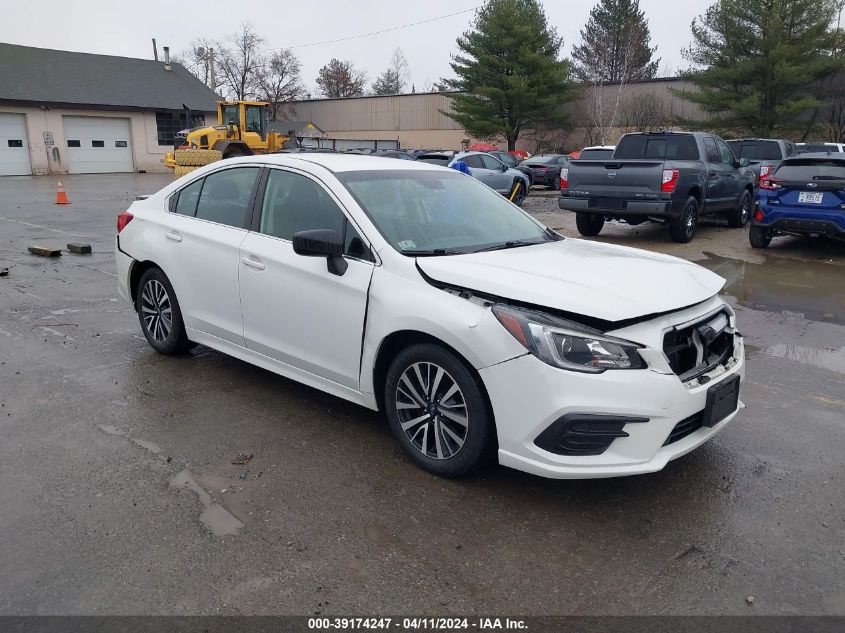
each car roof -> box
[783,151,845,161]
[726,138,786,143]
[226,153,444,173]
[581,145,615,150]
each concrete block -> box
[67,243,92,255]
[27,246,62,258]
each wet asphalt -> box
[0,175,843,616]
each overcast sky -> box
[0,0,709,94]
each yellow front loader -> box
[165,101,292,176]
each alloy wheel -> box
[685,202,697,238]
[395,362,468,460]
[141,279,173,343]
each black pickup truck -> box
[558,131,755,242]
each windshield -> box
[799,144,840,153]
[775,159,845,181]
[727,141,781,161]
[337,169,556,254]
[525,155,557,164]
[578,148,614,160]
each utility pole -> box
[208,48,216,93]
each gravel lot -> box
[1,175,843,616]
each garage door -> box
[0,113,32,176]
[63,116,133,174]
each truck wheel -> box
[669,196,699,243]
[749,226,771,248]
[727,190,752,228]
[174,149,222,166]
[575,213,604,236]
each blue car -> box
[750,152,845,248]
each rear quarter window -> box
[614,135,699,160]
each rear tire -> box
[727,190,752,228]
[510,181,526,206]
[576,212,604,236]
[384,344,494,478]
[136,268,192,355]
[749,225,772,249]
[669,196,699,243]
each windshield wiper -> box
[471,239,546,253]
[401,248,464,257]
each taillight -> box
[759,164,772,180]
[117,212,134,233]
[759,178,781,190]
[560,168,568,190]
[754,207,764,222]
[661,169,680,192]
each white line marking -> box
[0,215,93,239]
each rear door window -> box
[703,138,720,163]
[462,155,484,169]
[481,155,503,170]
[614,135,699,160]
[715,139,736,165]
[194,167,259,228]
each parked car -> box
[750,152,845,248]
[726,138,799,186]
[574,146,616,160]
[450,151,531,205]
[116,154,744,479]
[416,151,457,167]
[559,131,755,243]
[520,154,570,189]
[487,150,535,187]
[797,142,845,154]
[368,150,417,160]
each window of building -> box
[7,139,23,148]
[115,140,128,148]
[194,167,259,227]
[67,140,81,148]
[155,112,205,146]
[92,140,105,148]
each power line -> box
[278,6,480,50]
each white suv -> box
[116,154,744,479]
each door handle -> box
[240,256,265,271]
[165,231,182,242]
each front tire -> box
[669,196,699,243]
[511,181,526,206]
[749,225,772,248]
[576,212,604,236]
[384,344,494,478]
[727,190,752,228]
[136,268,192,355]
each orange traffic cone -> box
[55,181,69,205]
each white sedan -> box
[116,154,744,479]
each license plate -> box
[702,375,740,428]
[798,192,823,204]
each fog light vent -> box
[534,414,648,456]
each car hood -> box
[416,239,725,323]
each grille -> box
[663,310,734,381]
[663,411,704,446]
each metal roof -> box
[0,43,219,111]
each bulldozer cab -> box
[218,101,266,141]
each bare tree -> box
[619,92,673,132]
[316,59,367,98]
[257,49,305,121]
[372,48,410,95]
[174,38,222,91]
[217,23,265,100]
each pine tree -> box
[572,0,660,83]
[372,49,410,96]
[679,0,845,136]
[441,0,574,150]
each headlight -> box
[492,305,646,373]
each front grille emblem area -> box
[807,182,818,188]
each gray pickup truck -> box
[558,131,755,243]
[727,138,800,187]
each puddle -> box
[697,252,845,325]
[762,343,845,375]
[170,469,244,537]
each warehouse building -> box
[0,43,219,176]
[288,78,702,153]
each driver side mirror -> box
[501,163,508,172]
[292,228,347,276]
[739,157,750,168]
